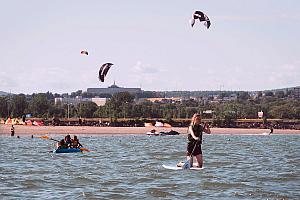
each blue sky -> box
[0,0,299,94]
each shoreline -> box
[1,124,300,136]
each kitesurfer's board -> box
[162,164,203,171]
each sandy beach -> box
[1,124,299,136]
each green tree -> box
[257,91,263,98]
[48,104,65,118]
[108,92,135,118]
[45,91,55,100]
[70,90,83,98]
[274,91,285,98]
[78,102,98,118]
[237,91,250,101]
[28,93,50,117]
[0,97,8,118]
[11,94,27,117]
[264,91,274,97]
[93,105,108,118]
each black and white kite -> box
[98,63,113,82]
[80,50,89,55]
[190,11,210,29]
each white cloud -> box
[214,15,263,22]
[215,14,300,23]
[132,61,162,74]
[124,61,170,90]
[272,62,300,86]
[279,14,300,22]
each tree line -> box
[0,91,299,121]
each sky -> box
[0,0,299,94]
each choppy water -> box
[0,134,299,200]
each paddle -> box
[182,140,199,169]
[38,135,59,142]
[80,147,90,152]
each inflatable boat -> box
[53,148,82,153]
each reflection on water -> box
[0,134,299,199]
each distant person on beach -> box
[22,115,26,123]
[52,117,60,126]
[52,117,55,126]
[11,125,15,136]
[184,113,211,168]
[270,127,274,134]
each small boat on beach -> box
[53,148,82,153]
[146,129,180,136]
[159,130,180,136]
[146,129,160,136]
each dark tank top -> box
[188,124,204,144]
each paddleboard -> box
[162,164,203,170]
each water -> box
[0,134,299,199]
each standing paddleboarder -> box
[186,113,211,168]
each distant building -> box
[293,87,300,99]
[91,98,107,106]
[137,97,182,104]
[54,96,107,106]
[223,93,238,101]
[87,82,142,95]
[263,86,300,99]
[55,97,78,105]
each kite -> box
[80,50,89,55]
[98,63,113,82]
[190,11,210,29]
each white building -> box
[55,96,107,106]
[91,98,107,106]
[87,82,142,95]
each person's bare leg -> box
[195,154,203,168]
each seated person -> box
[56,139,68,149]
[64,134,72,148]
[71,135,83,148]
